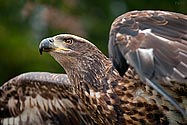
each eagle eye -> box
[64,39,73,45]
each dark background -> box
[0,0,187,84]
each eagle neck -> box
[68,52,113,91]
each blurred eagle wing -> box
[109,10,187,115]
[0,72,93,125]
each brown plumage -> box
[0,72,95,125]
[108,10,187,117]
[39,32,186,124]
[0,10,187,125]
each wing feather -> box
[109,10,187,81]
[109,10,187,116]
[0,72,94,125]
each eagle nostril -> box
[48,38,54,43]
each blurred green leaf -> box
[0,0,187,84]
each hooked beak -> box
[39,37,70,55]
[39,38,56,55]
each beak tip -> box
[39,42,44,55]
[39,38,53,55]
[39,48,43,55]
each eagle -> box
[0,10,187,125]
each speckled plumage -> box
[108,10,187,118]
[0,72,96,125]
[0,10,187,125]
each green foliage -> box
[0,0,187,84]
